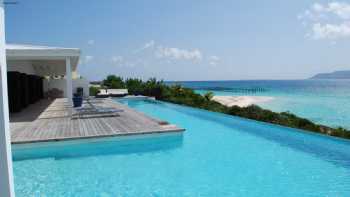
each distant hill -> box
[310,70,350,79]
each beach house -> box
[0,42,85,196]
[0,10,182,195]
[0,2,86,192]
[6,43,89,109]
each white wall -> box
[43,78,89,97]
[73,78,89,97]
[0,2,15,196]
[7,60,89,97]
[7,60,36,75]
[43,79,65,97]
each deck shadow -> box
[10,99,54,122]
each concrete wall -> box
[7,60,36,75]
[43,78,89,97]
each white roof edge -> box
[6,43,80,58]
[6,43,80,51]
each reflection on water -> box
[124,98,350,169]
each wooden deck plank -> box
[10,98,184,144]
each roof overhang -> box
[5,44,80,76]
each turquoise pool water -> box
[13,98,350,196]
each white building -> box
[6,43,89,99]
[0,43,87,197]
[0,2,87,196]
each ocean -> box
[167,80,350,129]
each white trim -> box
[66,57,73,104]
[6,43,79,50]
[0,1,15,197]
[6,43,80,57]
[5,43,80,75]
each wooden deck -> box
[10,98,184,144]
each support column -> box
[66,57,73,105]
[0,1,15,197]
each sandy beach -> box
[212,96,274,107]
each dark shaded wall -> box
[7,71,44,113]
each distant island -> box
[311,70,350,79]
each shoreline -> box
[212,96,274,107]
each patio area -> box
[10,98,184,144]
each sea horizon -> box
[167,79,350,129]
[166,78,350,82]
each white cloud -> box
[313,3,325,13]
[208,55,220,66]
[143,40,155,49]
[87,40,95,45]
[80,55,94,64]
[299,2,350,40]
[136,40,202,61]
[126,62,136,68]
[300,2,350,20]
[327,2,350,19]
[155,46,202,61]
[111,56,123,64]
[135,40,155,53]
[85,56,94,62]
[110,56,144,68]
[135,40,222,65]
[312,22,350,39]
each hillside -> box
[311,70,350,79]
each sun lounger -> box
[72,108,123,119]
[107,89,128,97]
[96,89,109,98]
[71,99,123,119]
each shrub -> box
[125,78,143,95]
[103,75,125,89]
[204,91,214,101]
[89,86,100,96]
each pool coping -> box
[12,131,184,150]
[10,98,185,145]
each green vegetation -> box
[103,75,125,89]
[204,91,214,101]
[98,75,350,140]
[89,86,100,96]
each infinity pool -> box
[13,98,350,196]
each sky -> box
[4,0,350,81]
